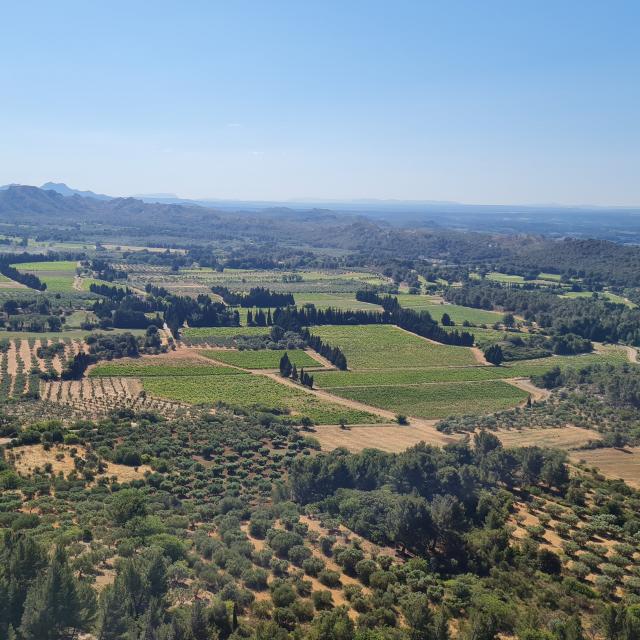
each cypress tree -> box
[291,364,299,381]
[279,353,292,378]
[483,344,504,366]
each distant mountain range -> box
[1,182,640,243]
[40,182,113,201]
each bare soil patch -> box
[8,443,152,482]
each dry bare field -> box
[570,447,640,488]
[313,421,601,456]
[496,425,599,450]
[312,422,459,453]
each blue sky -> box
[1,1,638,205]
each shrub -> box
[271,582,297,608]
[318,570,341,588]
[356,559,378,585]
[538,549,562,575]
[312,590,334,611]
[288,544,312,567]
[302,556,325,577]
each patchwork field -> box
[329,380,529,419]
[180,326,271,346]
[309,325,478,369]
[562,290,637,307]
[84,350,381,424]
[201,349,321,369]
[395,295,503,325]
[12,259,78,292]
[129,266,391,296]
[89,360,243,377]
[142,374,382,424]
[293,293,383,311]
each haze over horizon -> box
[1,1,639,206]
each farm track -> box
[261,370,448,435]
[504,377,551,403]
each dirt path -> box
[6,341,18,375]
[304,349,335,369]
[19,340,33,373]
[471,346,489,365]
[505,377,550,403]
[73,276,84,291]
[626,346,638,363]
[260,370,453,447]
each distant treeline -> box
[212,285,294,308]
[93,294,162,330]
[273,305,474,347]
[89,282,131,300]
[246,309,272,326]
[446,282,640,345]
[89,258,122,282]
[494,238,640,288]
[355,290,399,311]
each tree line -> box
[273,305,474,347]
[89,282,131,300]
[446,282,640,345]
[212,286,294,308]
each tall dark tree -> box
[20,546,94,640]
[483,344,504,366]
[279,352,292,378]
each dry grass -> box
[8,443,151,482]
[570,447,640,488]
[496,425,599,450]
[312,422,459,453]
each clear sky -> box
[1,1,638,205]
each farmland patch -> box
[309,325,477,369]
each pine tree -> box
[433,608,450,640]
[96,581,131,640]
[20,546,93,640]
[190,600,209,640]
